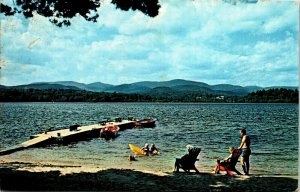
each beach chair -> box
[218,148,242,176]
[174,147,201,173]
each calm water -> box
[0,102,298,175]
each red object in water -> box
[100,125,120,138]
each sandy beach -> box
[0,159,298,191]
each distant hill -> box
[143,87,187,98]
[210,84,249,95]
[85,82,114,92]
[244,86,263,93]
[1,79,297,97]
[3,81,113,92]
[103,84,151,94]
[172,85,213,93]
[53,81,87,89]
[132,79,210,89]
[174,85,247,96]
[11,83,81,90]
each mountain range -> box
[1,79,297,96]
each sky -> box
[0,0,299,87]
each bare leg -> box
[241,157,247,174]
[174,159,180,172]
[245,157,250,175]
[233,168,242,175]
[194,167,200,174]
[214,163,220,174]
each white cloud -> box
[0,0,298,86]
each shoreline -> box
[0,159,298,178]
[0,159,298,191]
[1,157,297,178]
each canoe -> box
[134,118,157,128]
[129,144,146,156]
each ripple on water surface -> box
[0,102,298,175]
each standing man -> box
[238,128,251,175]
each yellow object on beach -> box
[129,144,146,156]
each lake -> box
[0,102,298,175]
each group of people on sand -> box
[173,128,251,175]
[128,128,251,176]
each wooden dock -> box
[0,119,135,156]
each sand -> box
[0,159,298,191]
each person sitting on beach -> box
[213,146,234,174]
[149,144,160,155]
[128,154,137,161]
[174,144,200,173]
[141,143,150,156]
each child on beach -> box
[128,154,137,161]
[213,146,234,174]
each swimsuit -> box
[242,135,251,158]
[241,148,251,158]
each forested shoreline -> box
[0,88,298,103]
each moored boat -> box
[100,125,120,139]
[134,118,157,128]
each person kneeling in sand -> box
[213,146,234,174]
[128,154,137,161]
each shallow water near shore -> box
[0,102,298,176]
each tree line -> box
[0,88,298,103]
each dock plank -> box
[1,120,136,156]
[21,135,52,147]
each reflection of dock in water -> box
[0,119,135,156]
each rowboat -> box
[100,125,120,139]
[134,118,157,128]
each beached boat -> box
[100,125,120,139]
[134,118,157,128]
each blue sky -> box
[0,0,299,87]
